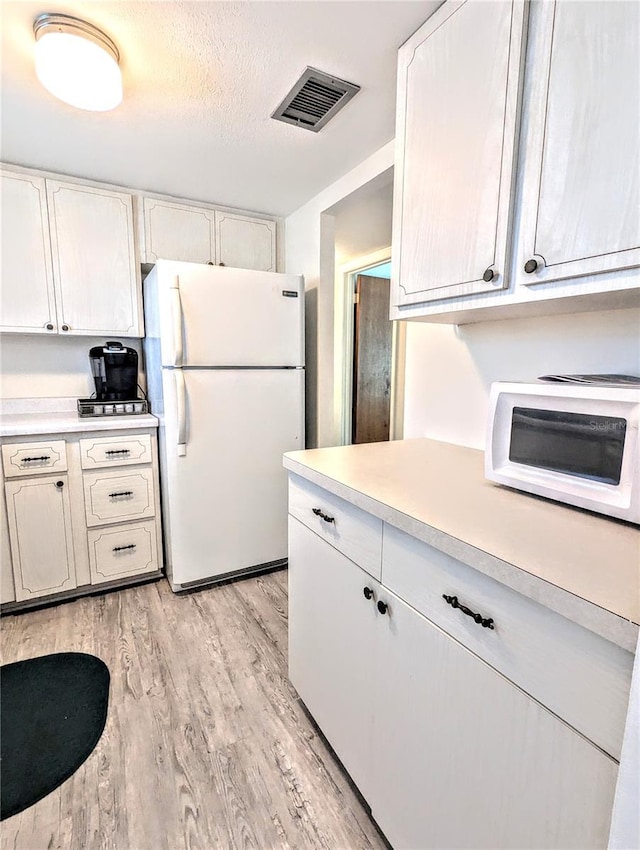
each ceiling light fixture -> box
[33,13,122,112]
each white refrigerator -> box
[143,260,304,591]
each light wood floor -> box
[1,571,389,850]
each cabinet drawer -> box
[83,468,155,527]
[87,520,159,584]
[79,434,152,469]
[288,474,382,579]
[382,524,633,759]
[2,440,67,478]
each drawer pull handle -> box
[105,449,131,456]
[363,586,374,600]
[312,507,335,523]
[443,594,495,629]
[377,600,388,615]
[22,455,51,463]
[113,544,136,553]
[109,491,133,498]
[55,480,64,489]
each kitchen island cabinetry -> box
[285,439,639,850]
[371,586,617,850]
[391,0,640,323]
[142,197,277,272]
[0,404,163,610]
[288,516,379,804]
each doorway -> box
[338,251,405,445]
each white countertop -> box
[0,397,158,437]
[284,438,640,652]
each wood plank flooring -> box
[1,571,389,850]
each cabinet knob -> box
[61,323,70,331]
[377,600,388,615]
[219,262,225,267]
[524,259,539,274]
[55,480,64,489]
[363,586,374,600]
[207,261,214,266]
[482,267,496,283]
[45,322,54,331]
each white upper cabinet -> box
[215,212,277,272]
[143,198,216,264]
[0,170,57,334]
[517,1,640,286]
[142,198,277,272]
[392,0,527,307]
[47,180,142,336]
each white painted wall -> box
[333,178,393,267]
[285,141,394,448]
[402,308,640,449]
[0,335,144,401]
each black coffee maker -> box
[89,341,138,401]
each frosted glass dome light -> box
[34,14,122,112]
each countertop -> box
[0,397,158,437]
[284,438,640,652]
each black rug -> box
[0,652,110,820]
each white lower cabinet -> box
[371,588,618,850]
[5,474,77,601]
[288,516,379,803]
[87,520,158,584]
[1,429,163,608]
[287,476,626,849]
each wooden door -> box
[370,589,618,850]
[352,275,392,444]
[47,180,142,336]
[143,198,216,264]
[518,1,640,286]
[288,516,379,805]
[215,211,276,272]
[5,474,77,601]
[391,0,527,307]
[0,170,58,334]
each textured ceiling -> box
[0,1,440,216]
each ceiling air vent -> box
[271,67,360,132]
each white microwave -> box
[485,382,640,524]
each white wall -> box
[0,335,143,401]
[403,307,640,449]
[285,140,394,447]
[333,178,393,267]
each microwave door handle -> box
[175,369,187,456]
[170,277,184,367]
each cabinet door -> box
[371,590,618,850]
[47,180,142,336]
[391,0,527,307]
[5,474,77,602]
[518,1,640,286]
[0,466,15,604]
[0,170,57,334]
[215,211,277,272]
[288,516,379,804]
[143,198,216,264]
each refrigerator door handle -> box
[175,368,187,456]
[170,277,184,367]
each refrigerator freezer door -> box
[148,260,304,367]
[159,367,304,585]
